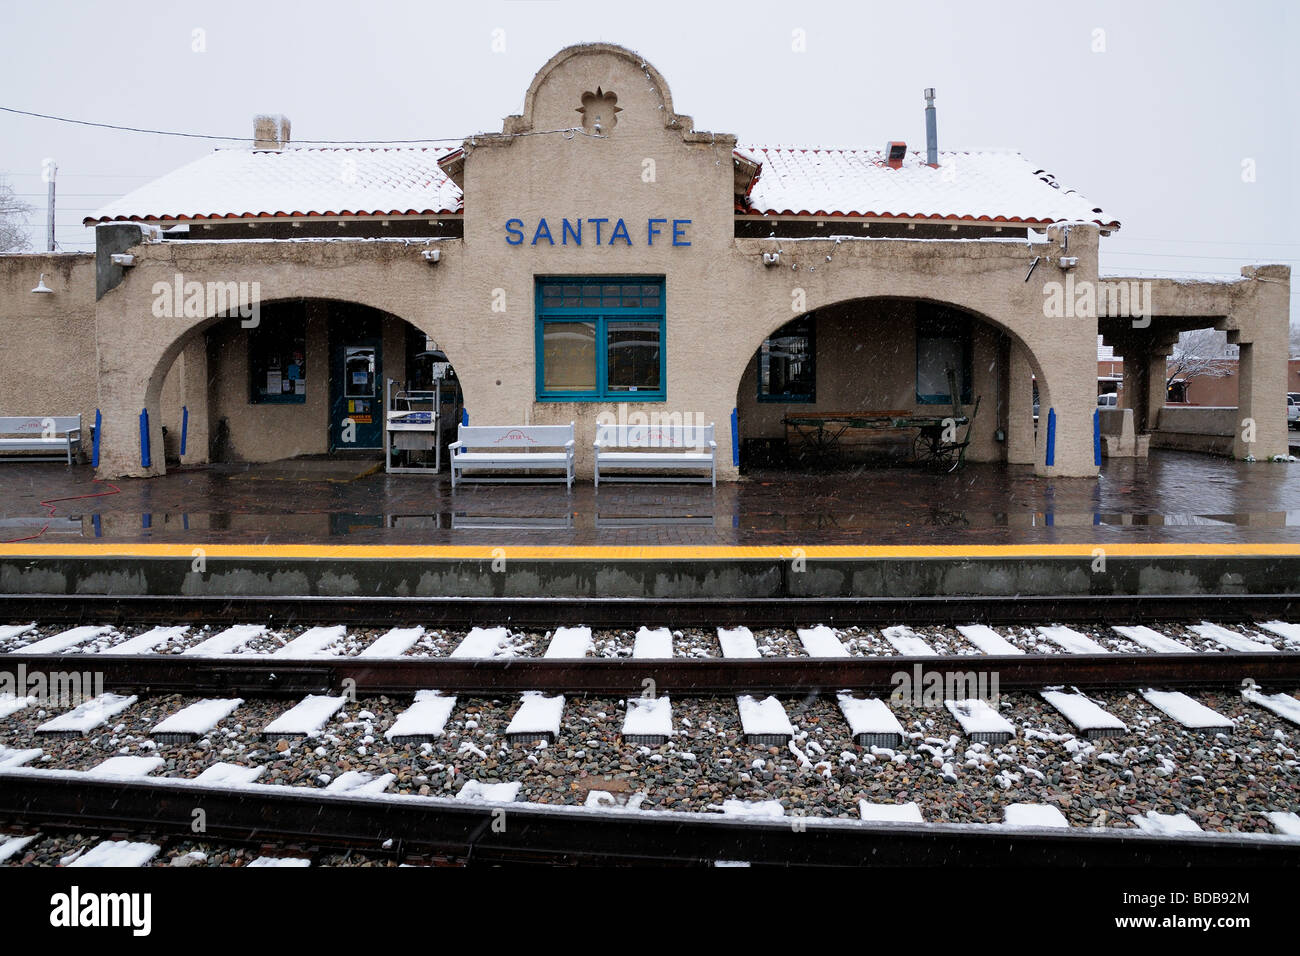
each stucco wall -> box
[0,255,98,447]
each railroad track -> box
[2,617,1299,866]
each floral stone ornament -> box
[576,86,622,133]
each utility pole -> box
[45,160,57,252]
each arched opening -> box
[147,298,465,469]
[732,296,1053,473]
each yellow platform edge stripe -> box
[1,543,1299,560]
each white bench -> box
[449,422,575,488]
[593,423,716,487]
[0,415,82,464]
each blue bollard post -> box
[139,408,151,469]
[1045,408,1056,468]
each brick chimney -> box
[253,114,291,150]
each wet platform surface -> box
[1,450,1298,548]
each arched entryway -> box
[731,296,1055,473]
[147,298,465,469]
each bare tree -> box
[0,177,34,253]
[1166,327,1235,391]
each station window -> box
[249,310,307,404]
[915,310,972,405]
[536,277,665,401]
[757,317,815,403]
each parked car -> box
[1097,393,1118,407]
[1288,394,1299,429]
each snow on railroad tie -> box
[261,694,346,739]
[0,834,37,863]
[12,625,113,655]
[182,624,267,656]
[67,840,161,868]
[1110,625,1193,654]
[1036,625,1110,655]
[326,770,395,795]
[1140,689,1234,731]
[36,693,137,737]
[955,625,1024,656]
[1241,687,1300,727]
[505,692,565,746]
[456,779,522,803]
[837,692,904,748]
[858,801,924,823]
[544,626,593,659]
[195,763,265,786]
[737,694,794,746]
[717,626,759,658]
[357,626,424,658]
[798,625,850,658]
[1040,689,1128,739]
[1256,621,1300,646]
[271,625,348,658]
[881,625,937,657]
[0,746,42,768]
[0,693,36,719]
[1003,804,1070,828]
[584,789,646,810]
[1188,622,1273,653]
[248,856,312,868]
[85,755,164,779]
[97,625,190,656]
[721,799,785,819]
[1263,812,1300,836]
[0,624,35,643]
[633,626,673,658]
[945,698,1014,745]
[622,695,672,746]
[385,690,457,744]
[1132,811,1203,835]
[450,626,514,658]
[151,698,243,743]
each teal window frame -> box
[535,276,666,402]
[757,316,816,404]
[915,309,973,405]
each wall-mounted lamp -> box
[422,248,441,264]
[1058,256,1079,270]
[762,251,780,267]
[31,274,53,294]
[111,253,136,267]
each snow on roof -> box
[86,146,463,224]
[88,142,1116,229]
[739,146,1118,228]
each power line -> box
[0,105,599,146]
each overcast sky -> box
[1,0,1294,317]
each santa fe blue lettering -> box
[532,218,554,245]
[505,219,525,245]
[588,218,609,244]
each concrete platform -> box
[1,450,1299,547]
[0,451,1297,602]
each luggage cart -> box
[384,377,446,475]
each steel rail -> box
[3,651,1297,696]
[1,769,1294,867]
[1,591,1297,628]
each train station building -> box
[0,42,1292,481]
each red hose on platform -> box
[1,480,121,544]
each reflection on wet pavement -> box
[1,450,1298,546]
